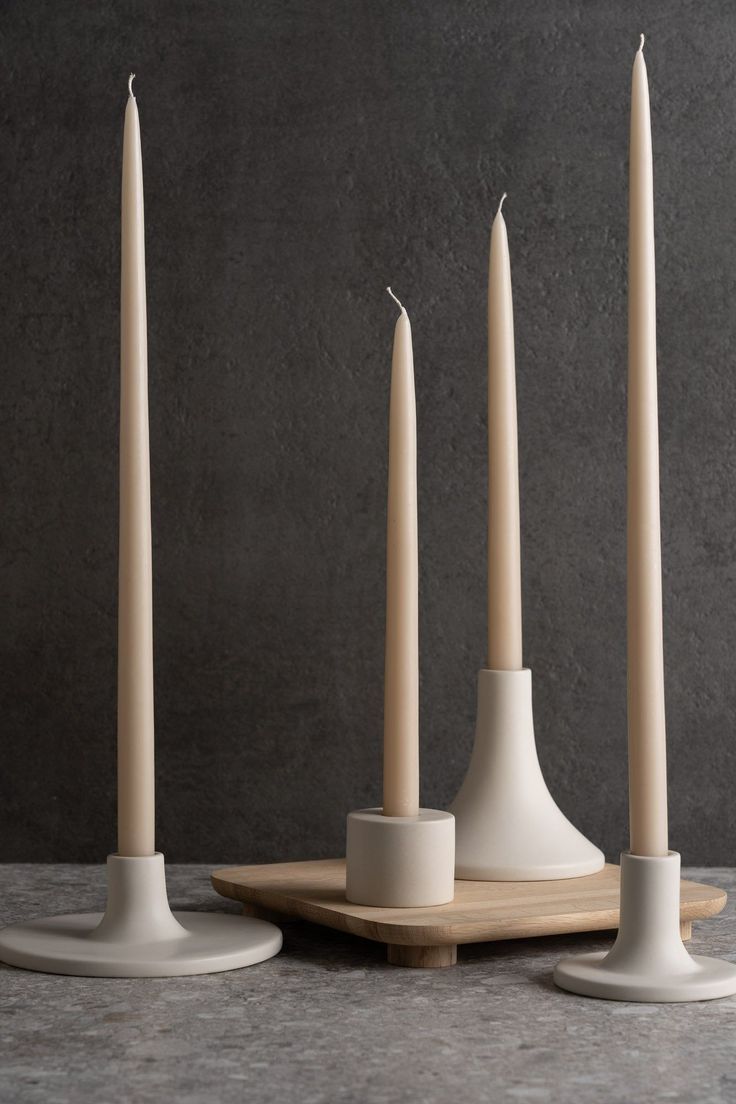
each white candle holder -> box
[450,669,604,880]
[346,808,455,907]
[554,851,736,1002]
[0,852,282,977]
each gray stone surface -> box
[3,2,736,863]
[2,864,736,1103]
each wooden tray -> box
[211,859,727,968]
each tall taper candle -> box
[487,195,523,671]
[117,75,155,856]
[628,37,668,857]
[382,289,419,818]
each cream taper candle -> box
[627,37,668,857]
[382,289,419,818]
[117,74,155,857]
[487,195,523,671]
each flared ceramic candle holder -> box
[554,851,736,1002]
[450,668,604,880]
[0,852,282,977]
[345,808,455,907]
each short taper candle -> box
[487,195,523,671]
[382,289,419,819]
[627,37,668,857]
[117,75,155,857]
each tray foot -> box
[387,943,457,968]
[680,920,692,941]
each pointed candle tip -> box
[497,192,508,215]
[128,73,136,97]
[639,33,645,52]
[386,287,405,314]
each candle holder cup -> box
[450,668,604,880]
[345,808,455,907]
[0,852,282,977]
[554,851,736,1002]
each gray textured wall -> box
[2,0,735,864]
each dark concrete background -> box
[2,0,735,864]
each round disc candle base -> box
[0,853,282,978]
[554,851,736,1003]
[346,808,455,907]
[450,669,604,880]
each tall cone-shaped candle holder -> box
[0,77,282,977]
[451,669,603,879]
[555,37,736,1001]
[450,196,602,881]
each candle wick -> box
[386,286,405,314]
[128,73,136,97]
[638,33,645,52]
[497,192,508,215]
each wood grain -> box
[212,860,725,949]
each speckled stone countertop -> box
[2,865,736,1104]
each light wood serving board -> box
[211,859,727,968]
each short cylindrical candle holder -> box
[450,669,604,880]
[0,853,282,977]
[346,808,455,907]
[347,296,455,911]
[554,851,736,1002]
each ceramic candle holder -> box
[554,851,736,1002]
[346,808,455,907]
[450,668,604,880]
[0,852,282,977]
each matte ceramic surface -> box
[451,669,604,879]
[345,808,455,907]
[554,851,736,1002]
[0,853,282,977]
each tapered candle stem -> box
[487,198,523,670]
[117,77,155,856]
[382,291,419,818]
[627,39,668,857]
